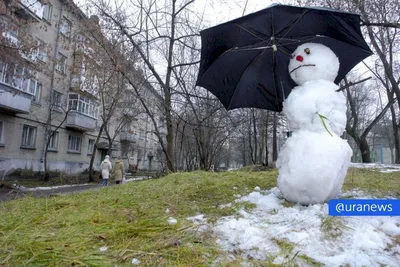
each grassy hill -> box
[0,168,398,266]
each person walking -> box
[112,156,125,184]
[100,155,112,186]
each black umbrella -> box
[196,4,373,112]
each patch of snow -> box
[380,169,400,173]
[187,214,207,224]
[168,217,177,225]
[253,186,261,192]
[218,203,232,209]
[131,258,141,265]
[125,176,149,182]
[165,208,170,214]
[21,184,90,191]
[350,163,400,173]
[213,188,400,266]
[99,246,108,252]
[233,187,238,190]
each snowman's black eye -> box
[304,48,310,54]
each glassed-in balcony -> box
[66,94,98,131]
[0,61,38,114]
[17,0,44,21]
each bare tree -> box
[86,0,205,172]
[344,76,396,162]
[297,0,400,163]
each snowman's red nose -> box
[296,55,304,62]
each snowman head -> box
[288,43,340,85]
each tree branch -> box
[361,21,400,29]
[336,77,372,92]
[171,60,200,69]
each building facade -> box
[0,0,165,177]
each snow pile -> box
[212,188,400,266]
[277,43,352,205]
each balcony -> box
[120,132,137,143]
[0,83,32,114]
[17,0,44,21]
[66,111,96,132]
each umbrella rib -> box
[276,9,309,46]
[226,50,276,110]
[235,24,272,46]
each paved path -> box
[0,184,102,202]
[0,177,150,203]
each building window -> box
[32,82,41,102]
[27,78,41,102]
[68,94,98,118]
[12,66,24,89]
[0,61,41,99]
[21,125,37,148]
[42,4,53,23]
[68,135,81,152]
[37,42,48,62]
[48,132,58,150]
[56,53,67,74]
[0,121,4,145]
[52,91,62,108]
[88,139,95,154]
[60,17,72,37]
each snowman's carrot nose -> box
[296,55,304,62]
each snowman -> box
[276,43,353,205]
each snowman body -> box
[277,43,352,205]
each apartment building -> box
[0,0,166,177]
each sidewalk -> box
[0,176,150,203]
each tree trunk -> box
[272,112,278,161]
[248,124,255,164]
[264,112,269,166]
[89,124,104,182]
[252,110,258,163]
[390,106,400,163]
[43,142,50,181]
[242,135,247,166]
[359,137,371,163]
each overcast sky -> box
[74,0,373,84]
[194,0,274,27]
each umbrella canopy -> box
[196,4,373,112]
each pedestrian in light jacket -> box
[100,155,112,186]
[112,156,125,184]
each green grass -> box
[344,168,400,197]
[0,168,398,266]
[0,171,276,266]
[320,217,352,239]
